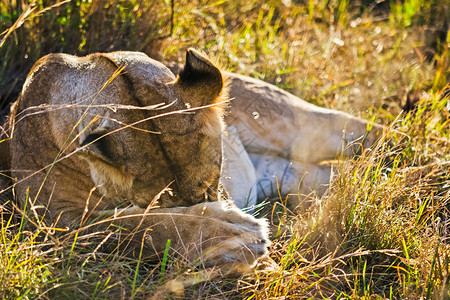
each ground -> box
[0,0,449,298]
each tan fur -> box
[80,156,134,197]
[162,63,383,208]
[221,72,383,208]
[1,48,383,268]
[1,49,269,270]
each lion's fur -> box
[161,63,383,209]
[1,49,269,269]
[221,72,383,208]
[0,49,382,268]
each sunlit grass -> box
[0,202,53,298]
[0,0,449,298]
[247,89,449,298]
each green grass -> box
[1,0,449,298]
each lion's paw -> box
[182,201,270,270]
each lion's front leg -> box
[96,201,270,271]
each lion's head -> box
[73,49,228,209]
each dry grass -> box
[0,0,449,298]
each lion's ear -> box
[175,48,224,107]
[78,131,123,167]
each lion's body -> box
[221,72,382,208]
[0,50,381,268]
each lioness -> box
[0,49,381,270]
[0,49,269,270]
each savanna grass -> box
[0,0,449,298]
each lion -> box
[0,49,269,271]
[0,49,382,271]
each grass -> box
[1,0,449,298]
